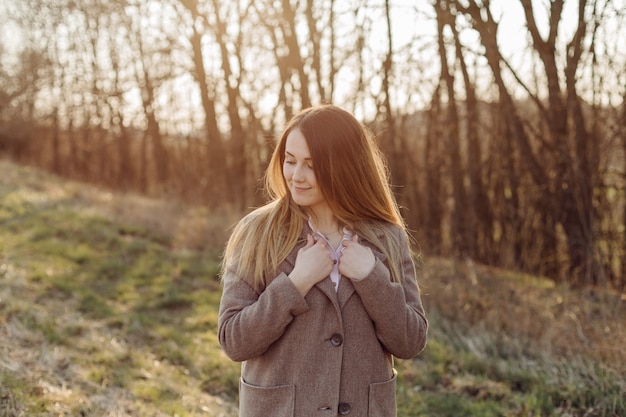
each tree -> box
[434,0,468,256]
[2,0,625,289]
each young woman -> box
[218,105,428,417]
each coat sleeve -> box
[352,227,428,359]
[218,271,309,362]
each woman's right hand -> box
[288,234,334,296]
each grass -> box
[396,311,625,416]
[0,160,239,416]
[1,159,625,416]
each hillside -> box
[1,159,624,416]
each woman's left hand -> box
[338,235,376,281]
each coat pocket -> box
[239,378,295,417]
[368,369,397,417]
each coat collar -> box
[284,220,393,309]
[283,237,354,309]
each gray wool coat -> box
[218,222,428,417]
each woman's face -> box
[283,128,328,214]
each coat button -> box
[330,333,343,347]
[338,402,351,415]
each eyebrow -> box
[285,151,312,161]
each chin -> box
[291,197,311,207]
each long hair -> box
[222,105,411,289]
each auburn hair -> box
[222,105,411,289]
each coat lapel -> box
[337,277,356,308]
[315,278,340,310]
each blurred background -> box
[2,1,626,415]
[1,0,625,291]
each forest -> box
[1,0,625,290]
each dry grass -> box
[420,257,626,373]
[83,191,240,252]
[0,159,239,252]
[0,258,237,417]
[0,159,240,416]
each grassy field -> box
[1,159,624,416]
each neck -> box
[309,207,339,235]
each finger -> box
[352,234,359,243]
[305,233,315,248]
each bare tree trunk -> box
[269,25,294,119]
[380,0,410,209]
[350,5,369,116]
[176,0,231,203]
[130,18,168,192]
[280,0,311,109]
[565,0,599,285]
[456,0,556,274]
[381,0,394,138]
[521,0,597,286]
[138,129,149,194]
[435,0,467,256]
[48,36,62,175]
[328,0,336,102]
[141,68,168,189]
[116,122,132,191]
[107,20,133,191]
[503,117,523,268]
[209,0,247,208]
[622,89,626,290]
[85,10,111,187]
[449,1,492,262]
[424,85,445,253]
[51,109,61,174]
[460,1,547,186]
[67,118,79,179]
[304,0,326,101]
[189,26,227,203]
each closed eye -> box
[285,151,313,168]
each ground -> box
[1,159,624,416]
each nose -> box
[292,164,305,182]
